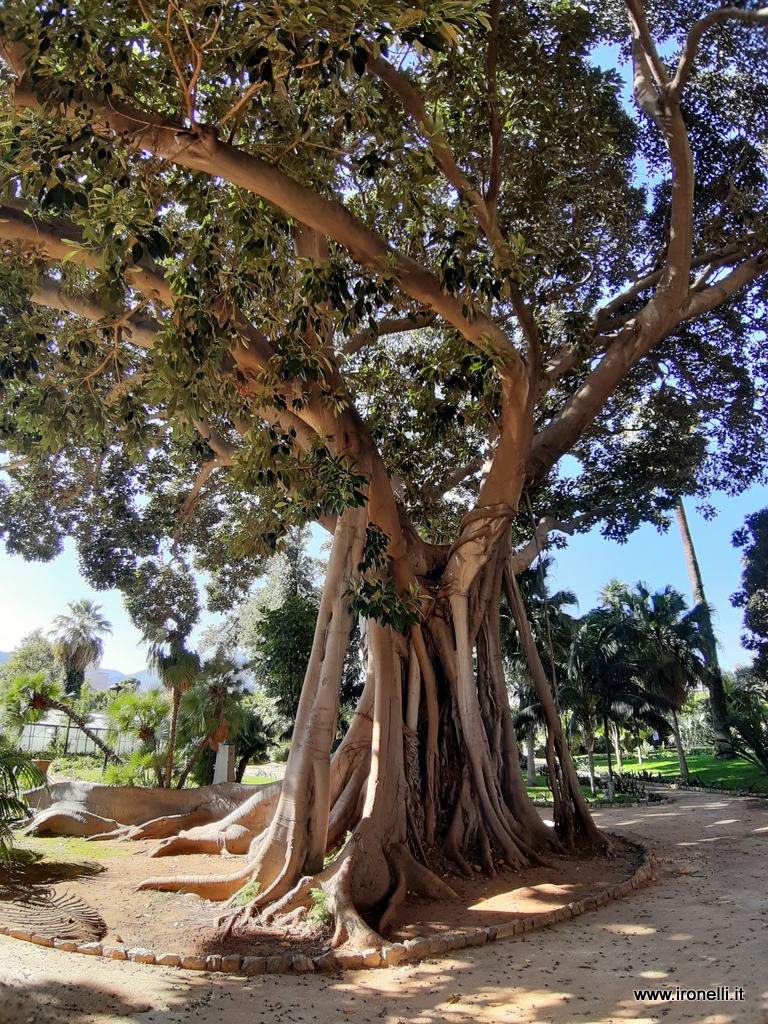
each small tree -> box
[0,737,45,866]
[726,667,768,775]
[732,509,768,676]
[176,656,249,789]
[106,688,170,786]
[1,672,120,764]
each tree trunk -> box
[137,431,605,942]
[585,732,596,796]
[675,499,734,758]
[164,688,182,789]
[603,714,615,803]
[611,721,623,771]
[34,695,121,765]
[526,727,537,787]
[176,735,210,790]
[671,709,689,778]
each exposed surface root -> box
[147,783,280,857]
[136,860,256,900]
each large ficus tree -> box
[1,1,768,945]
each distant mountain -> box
[1,650,158,688]
[87,665,160,690]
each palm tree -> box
[675,498,734,758]
[106,688,170,785]
[625,583,708,778]
[0,738,46,866]
[48,600,112,698]
[175,656,248,789]
[568,609,669,802]
[149,638,201,787]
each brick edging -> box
[0,843,654,974]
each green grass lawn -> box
[587,752,768,792]
[242,774,280,786]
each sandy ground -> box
[0,788,766,1024]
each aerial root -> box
[379,842,457,937]
[325,855,383,950]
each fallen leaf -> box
[447,994,461,1004]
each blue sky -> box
[0,482,764,673]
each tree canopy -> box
[1,0,768,945]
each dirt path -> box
[1,789,766,1024]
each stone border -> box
[0,846,654,974]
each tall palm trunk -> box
[603,713,615,803]
[611,720,623,770]
[675,499,734,758]
[671,708,689,778]
[32,694,120,764]
[585,730,596,795]
[165,687,182,788]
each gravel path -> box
[1,788,766,1024]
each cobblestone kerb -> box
[0,842,653,974]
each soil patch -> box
[7,832,639,959]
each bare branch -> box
[595,238,758,331]
[683,255,768,321]
[626,1,671,91]
[179,459,225,527]
[626,1,694,308]
[671,7,768,101]
[342,312,436,357]
[0,456,32,473]
[195,419,240,462]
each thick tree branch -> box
[421,455,485,504]
[507,512,595,574]
[594,238,759,332]
[626,1,693,309]
[682,256,768,321]
[1,46,522,377]
[0,201,172,305]
[671,8,768,101]
[30,278,160,349]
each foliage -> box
[726,667,768,774]
[307,886,333,929]
[0,736,45,866]
[0,630,60,691]
[589,751,768,793]
[238,528,364,737]
[230,878,261,908]
[0,671,64,737]
[0,1,765,597]
[732,508,768,676]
